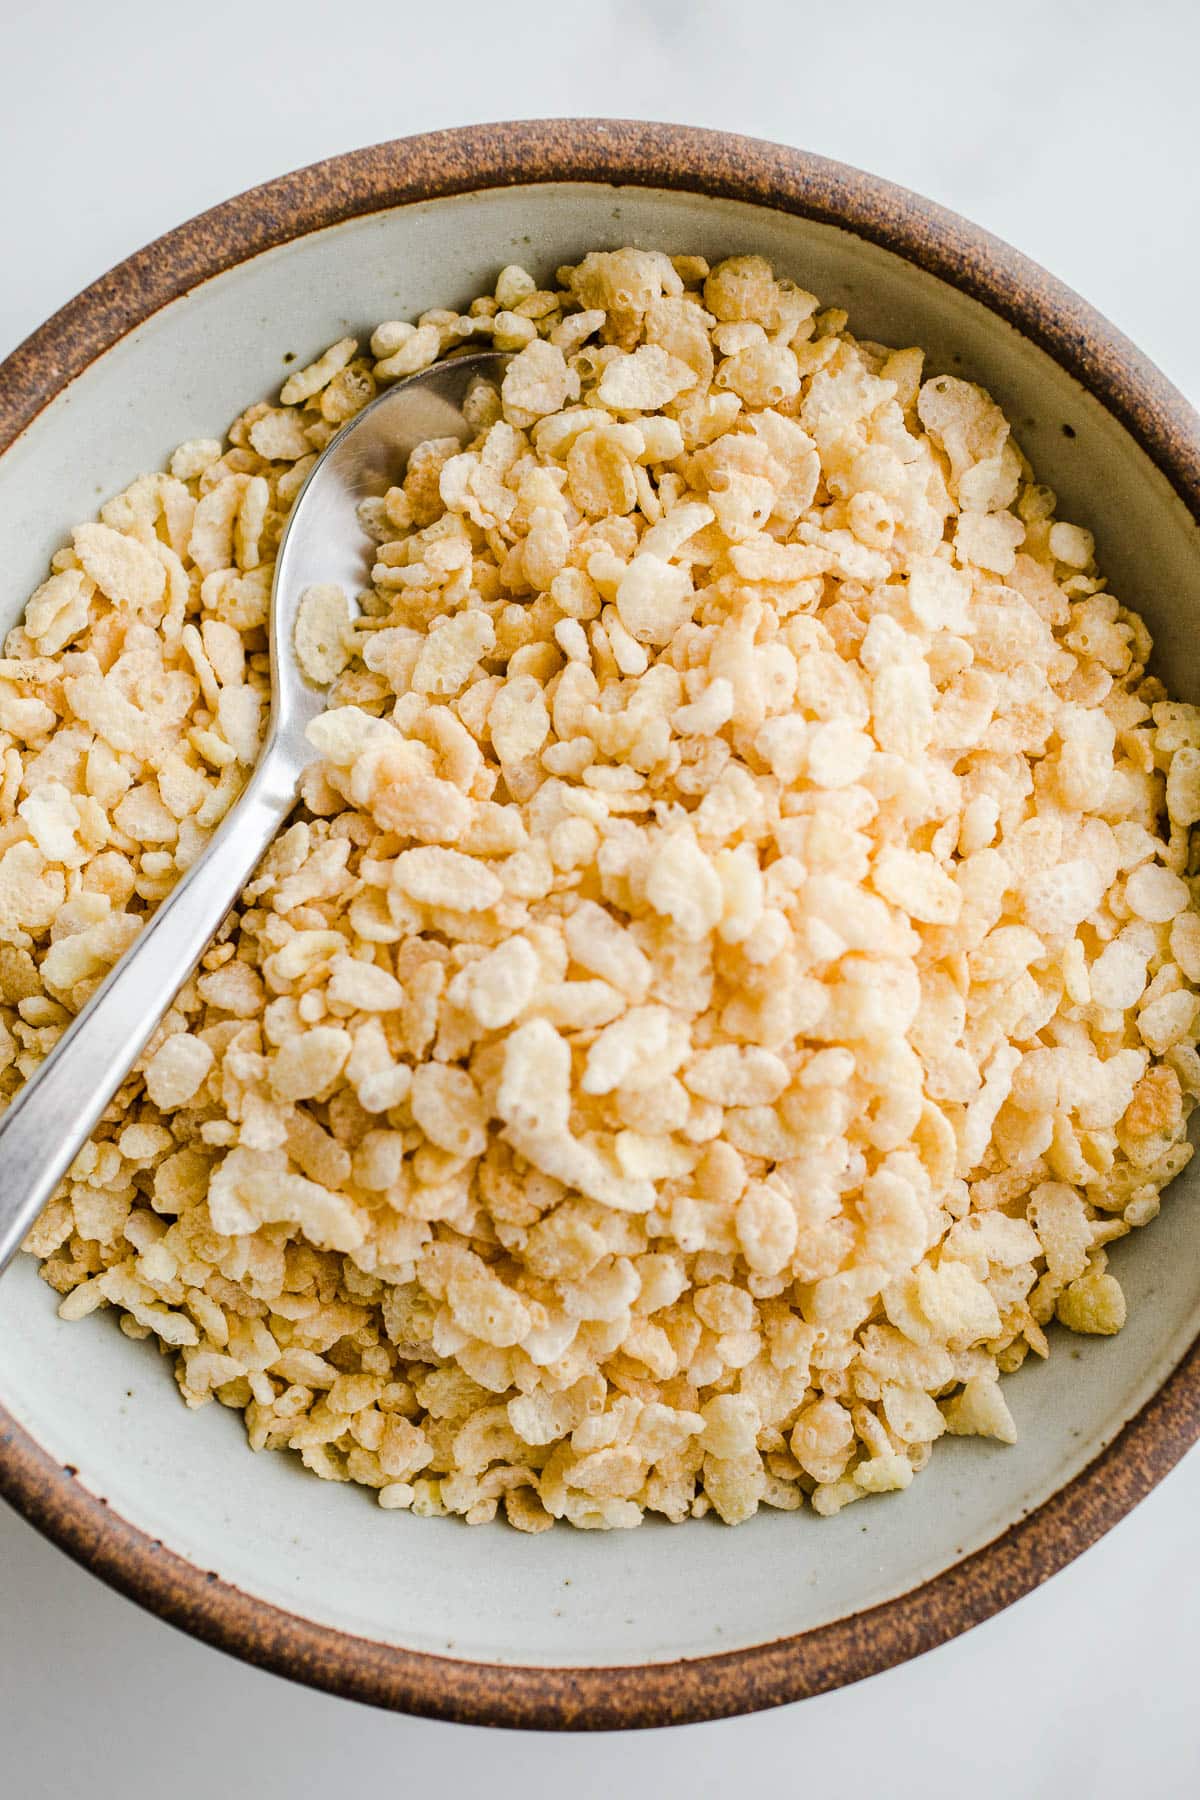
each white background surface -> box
[2,0,1198,1791]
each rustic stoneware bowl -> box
[2,121,1200,1731]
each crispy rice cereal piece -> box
[14,249,1200,1528]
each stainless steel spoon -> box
[0,348,509,1274]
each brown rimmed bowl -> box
[2,120,1200,1732]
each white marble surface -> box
[2,0,1199,1788]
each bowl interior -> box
[2,179,1200,1670]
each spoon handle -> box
[0,750,299,1274]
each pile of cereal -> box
[15,249,1200,1528]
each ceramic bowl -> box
[2,121,1200,1731]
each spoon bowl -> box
[270,349,509,764]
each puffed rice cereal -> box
[15,248,1200,1529]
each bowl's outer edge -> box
[3,120,1199,504]
[2,117,1200,1730]
[4,1342,1200,1730]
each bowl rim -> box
[3,117,1200,1731]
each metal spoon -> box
[0,348,509,1274]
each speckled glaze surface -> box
[2,121,1200,1731]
